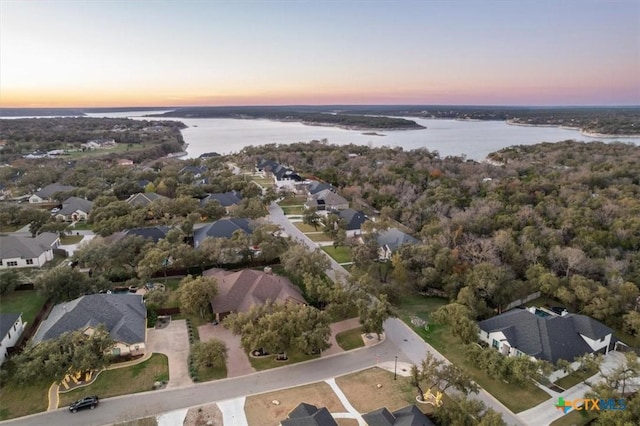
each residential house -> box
[334,208,367,237]
[204,268,306,321]
[55,197,93,222]
[200,191,243,212]
[117,159,134,166]
[29,183,76,203]
[125,192,168,207]
[0,313,25,366]
[81,138,116,150]
[376,228,419,261]
[305,189,349,212]
[306,180,334,195]
[256,159,304,190]
[193,218,252,248]
[0,232,60,269]
[107,226,171,244]
[32,294,147,358]
[280,402,337,426]
[477,307,613,363]
[180,166,208,185]
[363,405,435,426]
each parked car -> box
[69,395,99,413]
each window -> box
[0,260,3,266]
[26,259,34,265]
[7,331,10,339]
[492,339,500,349]
[7,261,17,267]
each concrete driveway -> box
[146,319,193,389]
[198,323,255,377]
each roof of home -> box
[257,159,302,181]
[32,294,146,345]
[125,192,168,207]
[478,309,613,363]
[58,197,93,215]
[200,191,243,207]
[204,269,306,315]
[363,405,435,426]
[376,228,419,251]
[307,180,333,195]
[0,313,21,338]
[307,189,348,208]
[34,183,76,199]
[281,403,338,426]
[122,226,171,243]
[194,218,252,246]
[337,208,367,231]
[0,232,58,260]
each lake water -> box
[78,110,640,161]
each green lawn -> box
[278,196,306,206]
[195,364,227,382]
[0,290,47,326]
[554,367,598,389]
[281,206,304,215]
[396,295,550,413]
[248,350,319,371]
[322,246,353,264]
[67,143,148,159]
[336,327,365,350]
[306,233,333,242]
[60,235,83,245]
[550,409,596,426]
[294,222,321,233]
[70,222,93,231]
[0,378,50,420]
[58,354,169,407]
[252,178,274,187]
[0,224,22,233]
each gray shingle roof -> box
[337,208,367,231]
[125,192,167,207]
[200,191,243,207]
[32,294,146,345]
[193,218,252,247]
[306,189,348,210]
[307,180,333,195]
[0,232,58,260]
[58,197,93,215]
[363,405,434,426]
[124,226,171,243]
[0,313,21,339]
[478,309,612,363]
[281,403,338,426]
[34,183,76,199]
[376,228,419,251]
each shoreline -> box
[505,119,640,138]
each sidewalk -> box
[323,318,362,357]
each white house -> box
[1,313,25,366]
[478,307,613,363]
[0,233,60,269]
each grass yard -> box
[395,294,448,324]
[67,143,148,159]
[305,233,334,242]
[554,367,598,389]
[277,196,306,206]
[281,206,304,215]
[294,222,321,233]
[245,381,345,426]
[248,350,320,371]
[252,178,274,187]
[335,327,365,350]
[336,367,436,414]
[0,223,22,233]
[0,378,50,420]
[60,235,83,245]
[70,222,93,231]
[550,409,596,426]
[322,246,352,264]
[0,290,47,326]
[196,364,227,382]
[58,354,169,407]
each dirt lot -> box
[335,367,430,414]
[244,382,345,425]
[183,404,223,426]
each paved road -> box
[1,321,408,426]
[267,202,348,282]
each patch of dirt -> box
[183,403,223,426]
[245,381,345,426]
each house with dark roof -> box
[1,313,24,366]
[375,228,419,260]
[256,159,304,190]
[32,294,147,357]
[193,218,253,248]
[478,307,613,363]
[280,402,338,426]
[108,226,171,244]
[0,232,60,269]
[125,192,168,207]
[200,191,243,211]
[305,189,349,211]
[29,183,76,203]
[55,196,93,222]
[334,208,367,236]
[363,405,435,426]
[306,180,333,195]
[204,268,306,321]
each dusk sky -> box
[1,0,639,107]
